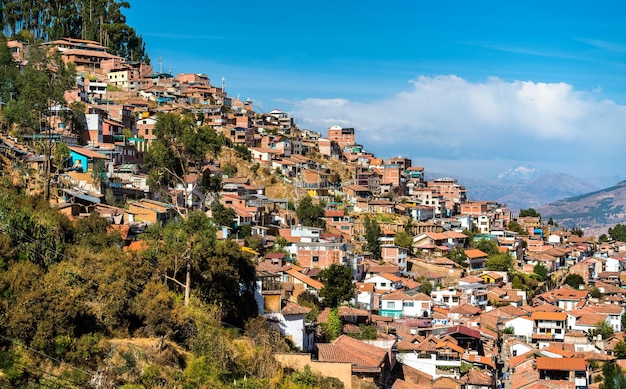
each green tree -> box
[507,220,527,235]
[471,237,500,256]
[485,252,513,272]
[614,341,626,359]
[52,141,70,173]
[590,287,603,299]
[363,216,381,259]
[419,281,433,295]
[74,212,122,251]
[295,196,325,228]
[621,312,626,332]
[320,308,342,342]
[394,230,413,253]
[519,208,540,218]
[600,234,609,243]
[141,211,256,326]
[145,114,222,208]
[211,201,236,228]
[318,263,354,308]
[449,247,468,267]
[533,263,549,281]
[600,361,626,389]
[608,224,626,242]
[564,274,585,290]
[591,321,615,340]
[571,228,584,237]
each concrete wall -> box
[274,353,353,389]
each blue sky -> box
[125,1,626,180]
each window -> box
[380,282,387,287]
[387,302,395,308]
[312,256,319,263]
[403,301,414,307]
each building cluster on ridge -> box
[3,37,626,389]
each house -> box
[127,199,177,225]
[480,271,505,285]
[368,199,395,214]
[413,231,467,250]
[327,125,355,149]
[536,286,589,310]
[281,267,324,300]
[536,357,589,388]
[605,256,626,273]
[381,245,409,270]
[264,300,313,352]
[396,336,464,380]
[506,339,534,358]
[355,282,376,311]
[431,287,462,308]
[364,273,403,293]
[464,249,488,271]
[294,241,347,269]
[448,304,481,324]
[68,146,111,173]
[503,316,534,342]
[318,335,391,387]
[567,311,608,334]
[531,311,567,341]
[379,290,433,319]
[463,369,493,389]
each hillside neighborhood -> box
[3,37,626,389]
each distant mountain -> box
[497,164,544,182]
[426,171,600,211]
[538,181,626,234]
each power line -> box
[0,333,93,386]
[0,220,247,333]
[11,360,80,389]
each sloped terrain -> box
[538,181,626,233]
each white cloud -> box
[288,75,626,178]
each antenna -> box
[221,77,225,92]
[159,57,163,74]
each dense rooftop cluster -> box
[2,37,626,389]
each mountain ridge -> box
[538,180,626,235]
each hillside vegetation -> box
[0,181,341,388]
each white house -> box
[507,339,534,358]
[397,339,464,380]
[604,257,626,273]
[431,287,463,308]
[264,301,314,352]
[355,282,375,311]
[503,316,534,342]
[531,311,567,341]
[379,290,433,319]
[364,273,403,293]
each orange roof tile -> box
[464,249,488,258]
[535,357,587,371]
[530,311,567,321]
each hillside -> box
[538,180,626,235]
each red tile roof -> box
[318,335,388,372]
[281,301,311,316]
[445,325,481,339]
